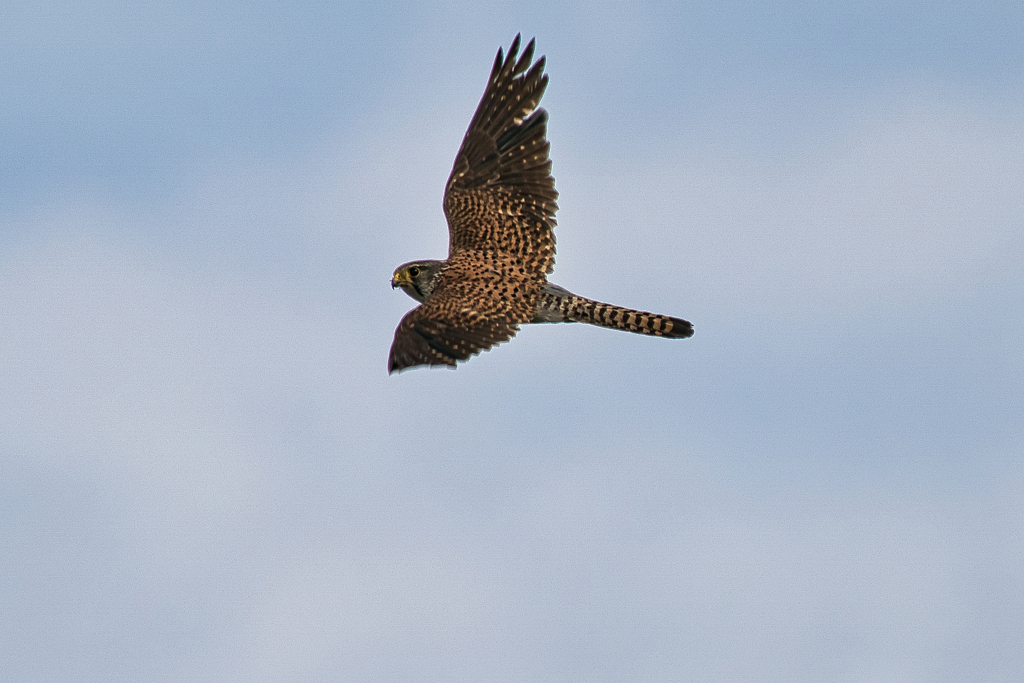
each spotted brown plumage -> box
[389,36,693,373]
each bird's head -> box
[391,260,445,303]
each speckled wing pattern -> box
[389,35,558,373]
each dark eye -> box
[408,266,420,277]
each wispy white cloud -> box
[554,97,1024,318]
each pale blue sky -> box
[2,2,1023,681]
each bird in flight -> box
[389,35,693,373]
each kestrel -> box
[389,35,693,373]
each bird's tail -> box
[534,284,693,338]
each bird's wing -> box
[443,35,559,278]
[388,312,518,373]
[388,253,526,373]
[389,36,558,373]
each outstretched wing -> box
[389,36,558,373]
[443,34,559,277]
[388,312,518,373]
[388,253,522,373]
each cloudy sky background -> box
[2,2,1022,681]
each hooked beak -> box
[391,271,408,289]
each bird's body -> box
[389,36,692,373]
[393,260,693,336]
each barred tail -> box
[534,284,694,338]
